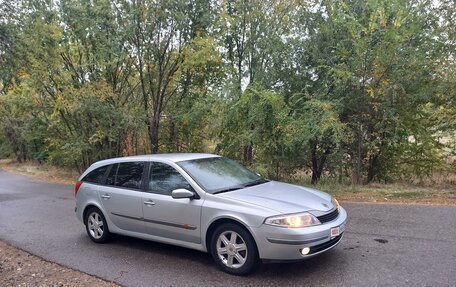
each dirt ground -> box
[0,241,120,287]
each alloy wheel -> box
[216,231,248,269]
[87,211,104,239]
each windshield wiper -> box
[212,186,244,194]
[212,179,269,194]
[243,178,269,188]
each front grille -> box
[317,208,339,223]
[309,234,343,254]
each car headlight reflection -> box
[264,212,321,228]
[331,197,340,210]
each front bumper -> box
[251,207,347,261]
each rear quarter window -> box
[82,165,109,184]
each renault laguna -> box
[75,153,347,275]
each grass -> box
[0,159,79,185]
[300,181,456,205]
[1,158,455,205]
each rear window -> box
[82,165,109,184]
[105,162,145,190]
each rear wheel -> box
[84,207,111,243]
[210,223,259,275]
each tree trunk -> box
[243,124,254,163]
[367,154,379,183]
[243,142,253,163]
[353,127,363,184]
[169,119,177,152]
[149,113,160,153]
[310,141,330,184]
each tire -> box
[84,207,111,243]
[210,223,259,276]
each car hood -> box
[218,181,334,214]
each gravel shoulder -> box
[0,241,120,287]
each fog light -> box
[300,247,310,255]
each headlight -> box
[331,197,340,210]
[264,212,321,228]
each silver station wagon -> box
[75,153,347,275]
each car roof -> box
[79,153,221,180]
[92,153,220,166]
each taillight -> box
[75,181,83,196]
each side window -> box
[148,162,193,195]
[106,162,145,190]
[82,165,109,184]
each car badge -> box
[321,203,329,208]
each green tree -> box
[218,0,303,162]
[218,85,290,179]
[122,0,218,153]
[283,0,450,183]
[0,0,453,184]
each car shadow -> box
[105,234,346,280]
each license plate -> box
[330,227,340,238]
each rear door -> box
[97,162,146,233]
[142,162,203,244]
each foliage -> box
[0,0,454,183]
[218,85,290,179]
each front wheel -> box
[210,223,259,275]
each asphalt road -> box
[0,169,455,287]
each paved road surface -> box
[0,168,455,287]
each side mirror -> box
[171,188,195,199]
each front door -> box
[142,162,202,244]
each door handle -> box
[143,200,155,206]
[101,194,111,199]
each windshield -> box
[177,157,268,194]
